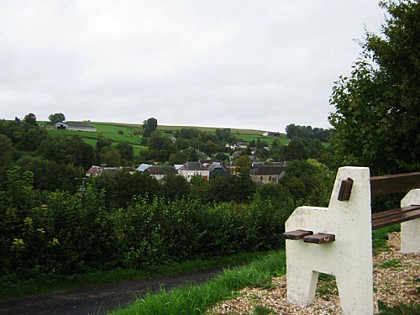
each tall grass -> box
[110,251,285,315]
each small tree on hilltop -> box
[24,113,37,124]
[142,117,158,137]
[49,113,66,124]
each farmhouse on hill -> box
[55,122,97,132]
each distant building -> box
[262,131,280,137]
[86,165,135,177]
[249,165,285,184]
[55,122,97,132]
[178,161,228,181]
[145,166,178,181]
[178,161,210,181]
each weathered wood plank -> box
[282,230,313,240]
[338,178,353,201]
[372,207,420,230]
[303,233,335,244]
[371,172,420,196]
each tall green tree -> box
[142,117,158,137]
[329,0,420,174]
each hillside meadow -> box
[40,121,289,155]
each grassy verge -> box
[0,252,266,299]
[110,251,285,315]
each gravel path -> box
[0,268,223,315]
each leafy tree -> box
[24,113,37,124]
[168,151,189,165]
[280,160,333,206]
[48,113,66,124]
[116,142,134,163]
[161,174,191,200]
[142,117,158,137]
[235,155,252,172]
[286,124,313,140]
[329,0,420,174]
[0,134,14,170]
[37,135,96,169]
[215,128,232,142]
[101,147,122,167]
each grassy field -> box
[42,121,288,152]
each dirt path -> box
[0,268,223,315]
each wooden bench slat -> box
[303,233,335,244]
[370,172,420,196]
[282,230,313,240]
[371,205,420,220]
[372,208,420,230]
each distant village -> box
[86,160,287,185]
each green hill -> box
[42,121,289,154]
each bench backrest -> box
[370,172,420,196]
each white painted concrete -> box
[285,167,373,315]
[284,167,420,314]
[400,189,420,253]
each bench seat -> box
[371,205,420,230]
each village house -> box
[177,161,228,181]
[249,165,286,184]
[144,166,178,181]
[178,161,210,181]
[86,165,135,177]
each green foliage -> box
[160,175,191,200]
[380,259,401,269]
[48,113,65,124]
[142,117,158,137]
[286,124,331,142]
[377,301,420,315]
[23,113,37,124]
[280,160,334,206]
[37,135,97,169]
[329,0,420,174]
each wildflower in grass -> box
[36,228,45,234]
[51,238,60,246]
[12,238,25,250]
[23,217,33,226]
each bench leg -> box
[336,268,373,315]
[401,218,420,253]
[401,189,420,253]
[286,265,319,307]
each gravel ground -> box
[208,232,420,314]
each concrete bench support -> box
[401,189,420,253]
[284,166,420,315]
[285,167,373,314]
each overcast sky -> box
[0,0,385,132]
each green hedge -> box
[0,167,294,279]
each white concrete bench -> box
[282,166,420,315]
